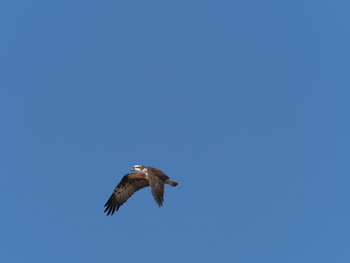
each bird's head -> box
[131,164,144,173]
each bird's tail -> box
[166,179,179,187]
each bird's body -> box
[104,165,179,215]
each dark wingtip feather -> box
[104,194,117,216]
[154,193,164,207]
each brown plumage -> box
[104,165,179,215]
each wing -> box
[149,174,165,207]
[147,167,169,180]
[104,173,149,215]
[147,167,170,207]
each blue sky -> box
[1,1,349,262]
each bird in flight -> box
[104,165,179,215]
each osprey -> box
[104,165,179,215]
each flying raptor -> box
[104,165,179,215]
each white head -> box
[131,164,144,173]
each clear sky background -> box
[1,1,349,262]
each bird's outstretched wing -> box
[148,172,166,207]
[104,173,149,215]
